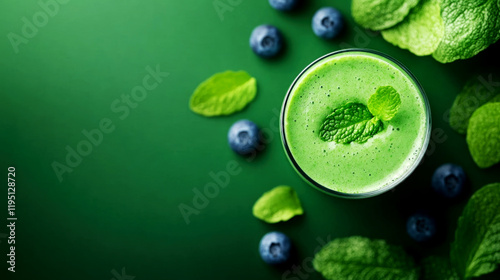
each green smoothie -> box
[281,50,430,196]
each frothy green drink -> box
[281,50,430,198]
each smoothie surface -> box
[283,51,429,195]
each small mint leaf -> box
[189,70,257,117]
[252,186,303,223]
[368,86,402,121]
[319,103,383,144]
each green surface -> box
[0,0,499,279]
[285,51,427,194]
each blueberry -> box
[431,163,467,198]
[312,7,344,39]
[406,213,436,242]
[228,120,260,155]
[259,231,291,265]
[250,25,283,58]
[269,0,298,11]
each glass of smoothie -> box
[280,49,431,198]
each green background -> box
[1,0,499,279]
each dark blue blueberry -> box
[269,0,298,11]
[312,7,344,39]
[228,120,259,155]
[250,25,283,58]
[259,231,291,265]
[406,213,436,242]
[431,163,466,198]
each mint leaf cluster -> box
[450,74,500,134]
[352,0,500,63]
[449,74,500,168]
[313,183,500,280]
[319,86,401,144]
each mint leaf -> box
[466,103,500,168]
[381,0,444,56]
[451,183,500,278]
[320,86,401,144]
[450,74,500,134]
[319,103,383,144]
[422,256,460,280]
[432,0,500,63]
[189,70,257,117]
[313,236,420,280]
[352,0,420,30]
[252,186,303,223]
[368,86,402,121]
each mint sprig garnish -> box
[319,103,384,144]
[319,86,401,144]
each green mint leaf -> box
[422,256,460,280]
[368,86,402,121]
[189,70,257,117]
[451,183,500,278]
[313,236,420,280]
[432,0,500,63]
[252,186,303,223]
[319,103,383,144]
[450,74,500,134]
[381,0,444,56]
[466,103,500,168]
[352,0,420,30]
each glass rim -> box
[280,48,432,199]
